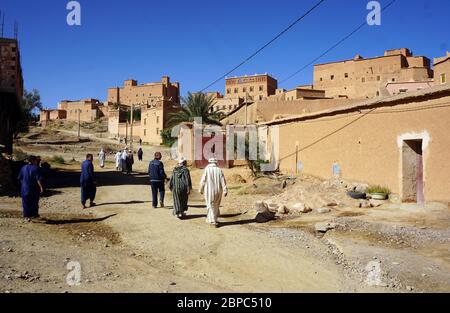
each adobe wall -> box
[272,94,450,202]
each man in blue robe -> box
[17,155,44,221]
[80,154,97,209]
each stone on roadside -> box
[254,201,269,213]
[277,205,289,214]
[315,222,336,233]
[255,211,276,223]
[267,203,279,213]
[291,202,312,213]
[316,207,331,214]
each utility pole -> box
[244,92,248,127]
[77,109,81,139]
[125,120,128,146]
[130,104,134,152]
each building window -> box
[226,88,231,94]
[229,105,232,110]
[144,118,147,125]
[399,89,408,93]
[377,75,381,81]
[242,87,246,92]
[361,77,365,83]
[441,73,447,84]
[249,86,254,92]
[234,88,238,93]
[156,128,159,135]
[259,85,264,91]
[319,78,323,81]
[330,75,334,80]
[392,78,396,82]
[344,73,348,78]
[156,116,159,123]
[259,95,263,100]
[144,129,146,136]
[222,105,226,110]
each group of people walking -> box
[18,147,228,228]
[114,148,138,174]
[147,152,228,227]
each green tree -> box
[15,89,42,136]
[167,92,222,127]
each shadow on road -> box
[218,218,256,228]
[46,168,150,189]
[95,200,151,207]
[44,213,117,225]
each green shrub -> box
[366,185,391,195]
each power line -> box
[280,0,397,84]
[199,0,327,92]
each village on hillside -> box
[1,1,450,296]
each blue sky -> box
[1,0,449,108]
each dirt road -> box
[1,128,449,293]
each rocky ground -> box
[1,127,449,293]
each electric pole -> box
[244,92,248,127]
[130,104,134,152]
[77,109,81,139]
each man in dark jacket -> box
[148,152,167,208]
[80,154,96,209]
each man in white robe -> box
[199,158,228,227]
[98,148,106,168]
[115,151,122,171]
[121,149,128,173]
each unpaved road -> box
[1,127,449,293]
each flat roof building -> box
[225,74,278,101]
[107,76,180,107]
[313,48,433,99]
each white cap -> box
[178,157,186,164]
[208,158,218,164]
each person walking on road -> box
[98,148,106,168]
[169,158,192,219]
[148,152,167,208]
[115,150,122,171]
[137,147,143,161]
[199,158,228,228]
[80,154,97,209]
[126,150,134,174]
[121,148,128,173]
[18,155,44,222]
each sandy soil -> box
[1,127,449,293]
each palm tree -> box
[167,92,222,127]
